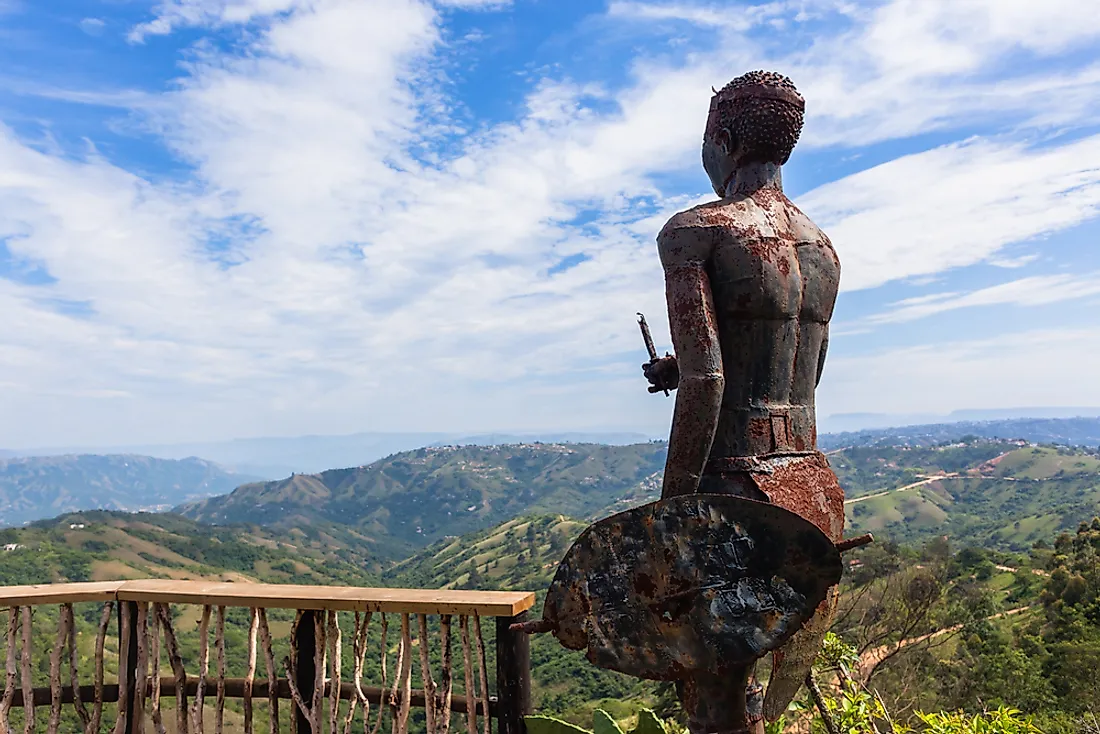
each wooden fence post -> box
[118,602,140,734]
[495,613,530,734]
[293,611,317,734]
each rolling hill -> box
[0,510,382,587]
[0,454,260,528]
[177,442,667,554]
[176,436,1100,556]
[843,443,1100,550]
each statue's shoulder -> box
[656,201,732,265]
[658,199,750,238]
[784,198,832,247]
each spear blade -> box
[637,313,659,362]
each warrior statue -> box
[520,71,859,734]
[642,70,845,723]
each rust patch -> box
[755,452,845,541]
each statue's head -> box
[702,70,805,197]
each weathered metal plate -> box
[542,494,842,680]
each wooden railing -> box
[0,580,534,734]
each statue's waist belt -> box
[704,452,817,476]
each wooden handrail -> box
[0,580,535,616]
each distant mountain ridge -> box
[3,430,655,478]
[820,416,1100,450]
[0,454,260,527]
[819,407,1100,433]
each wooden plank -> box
[9,680,497,716]
[0,580,535,616]
[116,581,535,616]
[0,583,123,606]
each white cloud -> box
[1,0,1100,446]
[607,1,790,30]
[434,0,511,8]
[862,273,1100,325]
[78,18,106,36]
[800,135,1100,291]
[128,0,307,42]
[606,0,1100,147]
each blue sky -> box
[1,0,1099,448]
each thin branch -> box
[1,608,18,734]
[368,615,388,734]
[417,616,436,734]
[64,605,91,732]
[191,606,211,734]
[245,609,259,734]
[472,617,489,734]
[460,617,476,734]
[94,603,113,734]
[258,609,280,734]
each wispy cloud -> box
[607,1,791,30]
[128,0,307,42]
[864,274,1100,325]
[800,135,1100,291]
[78,18,106,36]
[435,0,512,8]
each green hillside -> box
[171,438,1100,556]
[0,454,260,527]
[0,510,382,587]
[178,443,667,554]
[845,444,1100,550]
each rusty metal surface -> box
[763,585,838,721]
[540,494,842,681]
[633,70,847,730]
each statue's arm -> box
[658,222,724,499]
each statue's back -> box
[663,192,840,462]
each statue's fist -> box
[642,355,679,393]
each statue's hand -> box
[642,355,679,393]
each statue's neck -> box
[725,161,783,197]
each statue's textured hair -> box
[705,70,805,165]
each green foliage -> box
[913,708,1044,733]
[817,631,860,675]
[825,679,893,733]
[526,716,593,734]
[525,708,674,734]
[0,542,91,584]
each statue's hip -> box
[699,450,844,542]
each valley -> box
[1,426,1100,729]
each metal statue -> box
[641,70,852,725]
[517,71,870,734]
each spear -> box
[637,313,669,396]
